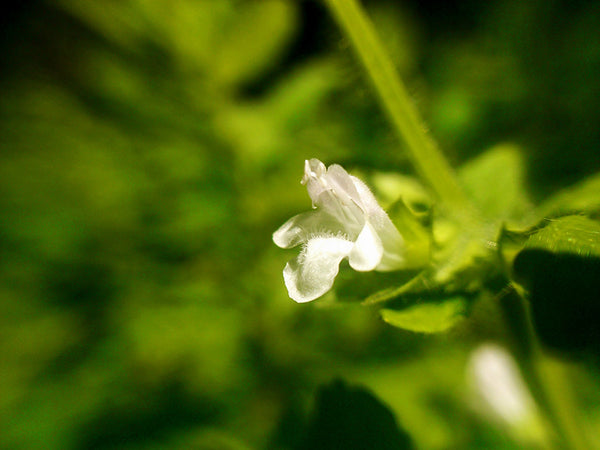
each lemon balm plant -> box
[273,0,600,448]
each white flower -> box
[273,159,407,303]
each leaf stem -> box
[323,0,472,213]
[500,287,589,450]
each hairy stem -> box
[323,0,472,213]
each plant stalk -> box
[323,0,472,214]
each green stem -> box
[500,287,589,450]
[323,0,471,213]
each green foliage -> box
[520,215,600,257]
[381,298,466,333]
[458,143,535,227]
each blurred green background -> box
[1,0,599,448]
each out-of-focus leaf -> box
[299,379,414,450]
[381,297,467,333]
[370,172,432,211]
[57,0,297,87]
[55,0,154,51]
[265,60,340,130]
[216,60,339,168]
[208,0,297,87]
[458,143,535,227]
[537,173,600,218]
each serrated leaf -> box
[458,144,535,226]
[380,297,467,333]
[522,215,600,257]
[537,172,600,218]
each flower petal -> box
[350,175,387,217]
[283,236,353,303]
[273,210,347,249]
[324,164,362,207]
[348,222,383,271]
[350,175,406,270]
[313,190,364,234]
[302,159,328,205]
[273,211,318,249]
[373,218,405,270]
[303,159,363,218]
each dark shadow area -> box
[75,379,220,450]
[514,250,600,358]
[298,379,414,450]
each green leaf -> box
[538,172,600,218]
[522,215,600,257]
[363,273,430,305]
[458,143,535,226]
[334,268,421,304]
[386,198,431,268]
[380,297,467,333]
[370,172,432,212]
[216,61,340,168]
